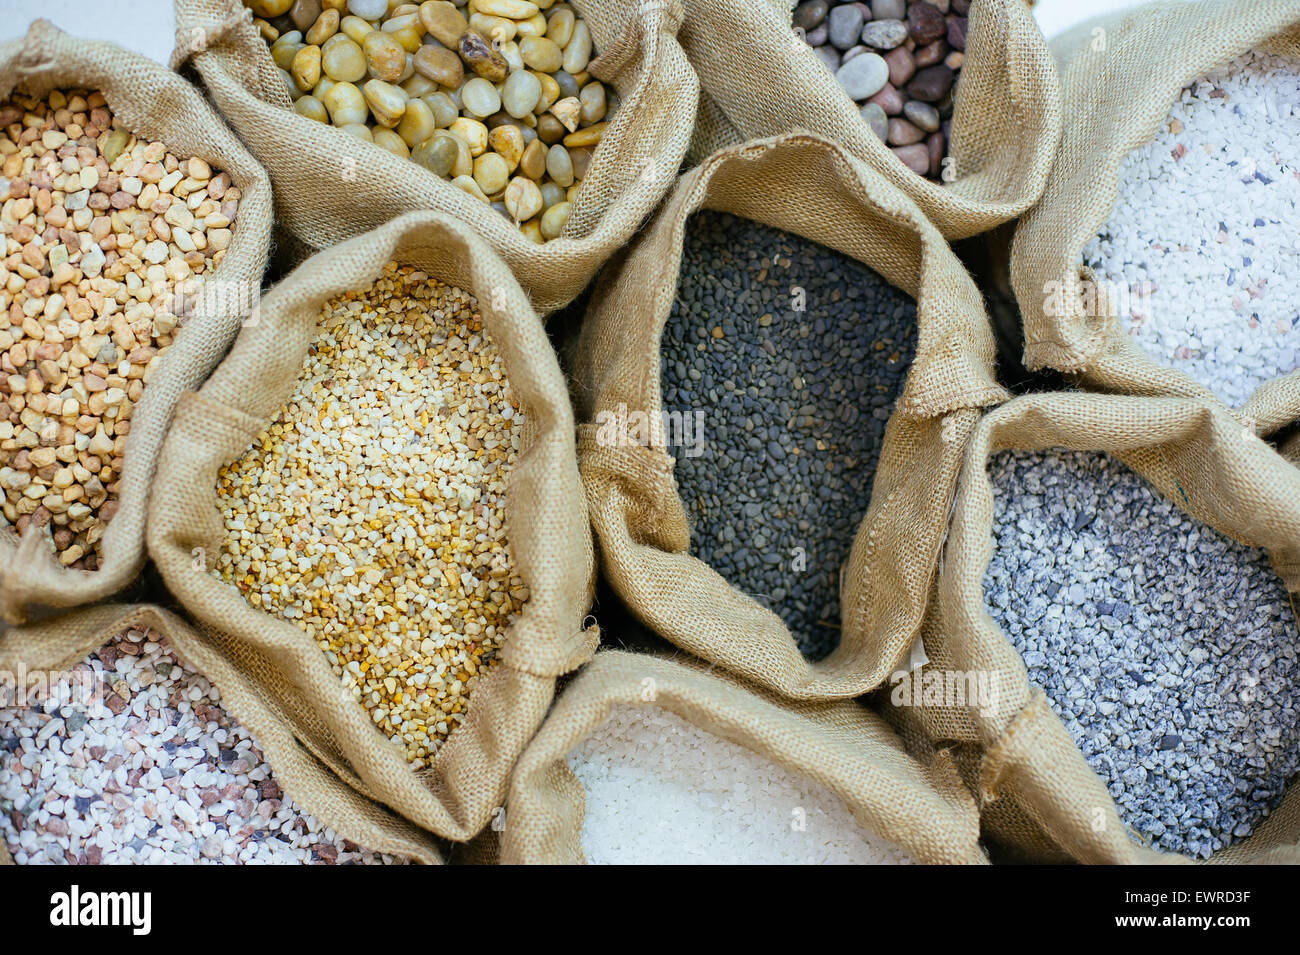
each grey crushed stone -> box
[983,448,1300,859]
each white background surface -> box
[1031,0,1157,39]
[4,0,177,64]
[0,0,1175,64]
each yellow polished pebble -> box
[242,0,617,241]
[213,264,528,769]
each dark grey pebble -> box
[661,212,916,660]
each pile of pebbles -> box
[660,211,916,660]
[1084,50,1300,407]
[796,0,967,177]
[0,88,240,568]
[249,0,610,241]
[568,703,916,864]
[983,449,1300,859]
[213,263,527,769]
[0,626,401,864]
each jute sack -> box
[879,391,1300,864]
[499,649,986,864]
[172,0,699,315]
[679,0,1062,240]
[1010,0,1300,410]
[575,131,1009,702]
[0,603,442,863]
[148,210,597,842]
[0,20,272,624]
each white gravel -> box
[568,703,915,865]
[0,627,404,865]
[1084,50,1300,408]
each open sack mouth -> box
[658,210,918,662]
[1,87,246,573]
[252,0,610,243]
[795,0,967,179]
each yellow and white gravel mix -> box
[212,263,527,768]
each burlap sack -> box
[879,391,1300,864]
[172,0,698,315]
[499,649,986,864]
[0,20,271,624]
[0,603,442,864]
[1011,0,1300,414]
[680,0,1061,240]
[575,131,1009,702]
[148,210,596,843]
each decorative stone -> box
[502,69,542,118]
[473,151,510,194]
[363,30,407,83]
[926,130,945,177]
[813,46,840,72]
[460,76,501,117]
[520,35,563,72]
[907,2,947,45]
[504,175,544,220]
[887,117,925,145]
[903,99,941,132]
[915,38,948,67]
[860,18,907,50]
[793,0,830,31]
[459,30,509,82]
[546,144,574,186]
[321,35,367,82]
[947,15,968,51]
[893,143,929,174]
[866,81,903,115]
[419,0,469,45]
[412,130,460,175]
[835,51,889,101]
[827,5,865,51]
[883,46,915,87]
[907,64,954,102]
[841,45,868,65]
[859,102,889,141]
[348,0,388,18]
[413,44,463,86]
[489,123,525,169]
[362,79,407,126]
